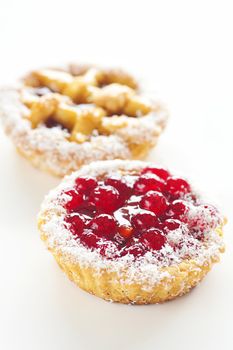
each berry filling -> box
[88,214,117,238]
[75,176,97,194]
[62,166,221,260]
[89,185,121,213]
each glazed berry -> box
[140,191,167,215]
[131,211,157,232]
[118,225,134,239]
[105,177,132,202]
[190,230,204,241]
[81,231,101,249]
[75,176,97,194]
[133,174,165,195]
[65,213,86,235]
[99,241,119,258]
[121,241,145,257]
[89,214,117,238]
[170,200,188,218]
[188,204,219,233]
[140,229,166,250]
[89,185,121,213]
[64,190,84,211]
[141,167,170,180]
[114,232,126,245]
[163,219,181,231]
[125,245,145,257]
[166,176,191,198]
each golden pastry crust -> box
[38,160,225,304]
[0,64,168,177]
[40,226,224,304]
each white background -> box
[0,1,232,349]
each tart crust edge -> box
[38,213,224,305]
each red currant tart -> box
[38,160,225,304]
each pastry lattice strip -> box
[22,67,154,143]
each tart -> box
[38,160,225,304]
[0,64,167,177]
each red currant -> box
[120,242,146,257]
[81,231,101,249]
[65,213,86,236]
[140,229,166,250]
[140,191,167,215]
[118,225,134,239]
[131,211,157,232]
[170,200,188,218]
[64,190,84,211]
[166,176,191,198]
[88,214,117,238]
[133,174,165,195]
[99,241,119,258]
[141,166,170,180]
[105,177,132,202]
[89,185,121,213]
[163,219,181,231]
[75,176,97,194]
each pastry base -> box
[16,141,154,178]
[40,226,224,305]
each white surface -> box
[0,1,232,349]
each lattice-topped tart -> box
[38,160,225,304]
[0,64,167,176]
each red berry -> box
[140,229,166,250]
[118,225,134,239]
[163,219,181,231]
[75,176,97,194]
[126,245,145,257]
[187,204,220,233]
[65,213,86,236]
[166,176,191,198]
[99,241,118,259]
[141,167,170,180]
[131,211,157,232]
[170,200,188,218]
[121,242,145,257]
[133,174,165,195]
[81,231,101,249]
[190,230,204,241]
[89,185,120,213]
[64,190,84,211]
[140,191,167,215]
[113,232,126,245]
[105,177,132,202]
[88,214,117,238]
